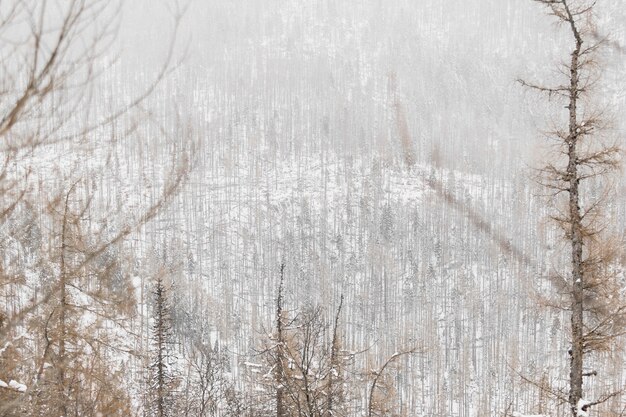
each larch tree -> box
[521,1,624,415]
[0,0,188,415]
[26,179,139,417]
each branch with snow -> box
[577,399,591,417]
[0,379,27,393]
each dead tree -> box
[275,262,287,417]
[260,263,350,417]
[521,1,623,415]
[324,294,344,417]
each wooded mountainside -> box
[0,0,625,416]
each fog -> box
[2,0,625,415]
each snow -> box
[0,379,27,392]
[131,275,142,288]
[0,342,11,356]
[8,380,27,392]
[1,1,624,415]
[577,399,591,417]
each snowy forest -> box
[0,0,625,416]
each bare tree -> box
[257,263,351,417]
[0,1,189,415]
[274,262,288,417]
[180,340,226,417]
[367,349,416,417]
[521,1,623,415]
[25,180,140,417]
[324,294,345,417]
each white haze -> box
[80,0,626,415]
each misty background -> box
[73,0,626,414]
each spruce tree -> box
[148,274,179,417]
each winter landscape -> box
[0,0,625,416]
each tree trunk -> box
[276,263,286,417]
[58,188,72,417]
[326,295,343,416]
[564,2,584,414]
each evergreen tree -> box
[147,273,179,417]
